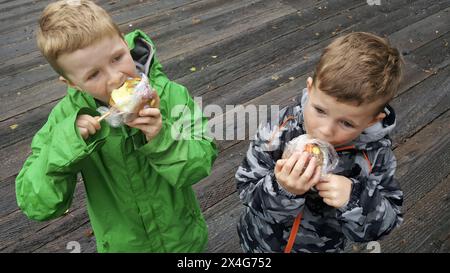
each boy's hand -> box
[274,152,322,195]
[126,91,162,142]
[316,174,352,208]
[76,114,101,140]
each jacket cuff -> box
[76,108,110,149]
[137,120,172,156]
[48,107,109,170]
[269,172,300,199]
[338,178,363,212]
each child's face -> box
[303,77,386,147]
[57,34,137,104]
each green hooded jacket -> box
[16,30,218,252]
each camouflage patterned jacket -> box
[235,89,404,253]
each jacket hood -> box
[300,88,396,150]
[125,29,157,77]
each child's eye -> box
[341,120,355,128]
[113,54,123,62]
[315,107,325,114]
[88,71,99,80]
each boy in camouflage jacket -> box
[236,32,404,253]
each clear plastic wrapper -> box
[282,134,338,175]
[97,73,155,127]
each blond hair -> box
[313,32,403,112]
[37,0,122,76]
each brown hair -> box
[313,32,403,111]
[36,0,122,76]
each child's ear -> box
[59,76,79,89]
[367,112,386,127]
[59,76,70,85]
[306,77,313,93]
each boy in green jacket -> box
[16,0,217,252]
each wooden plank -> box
[416,214,450,253]
[117,0,251,38]
[0,0,203,74]
[0,0,271,67]
[0,101,54,150]
[180,0,449,108]
[0,0,204,74]
[0,176,20,219]
[392,113,450,210]
[0,0,254,75]
[0,0,42,10]
[377,109,450,252]
[0,0,295,121]
[205,191,243,253]
[406,32,450,71]
[137,0,297,62]
[356,0,450,37]
[1,208,90,253]
[0,51,45,78]
[380,175,450,253]
[0,179,87,252]
[390,65,450,145]
[33,220,96,253]
[0,0,162,35]
[0,78,61,122]
[0,138,32,181]
[0,0,54,26]
[162,0,327,80]
[388,8,450,53]
[194,142,249,211]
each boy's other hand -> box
[274,152,321,195]
[76,114,101,140]
[316,174,352,208]
[126,90,162,142]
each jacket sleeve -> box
[235,108,305,224]
[138,81,218,189]
[16,107,109,221]
[337,147,404,242]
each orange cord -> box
[284,212,303,253]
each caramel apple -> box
[109,77,150,113]
[304,143,324,166]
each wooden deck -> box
[1,0,449,253]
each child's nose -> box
[107,69,125,88]
[318,123,334,139]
